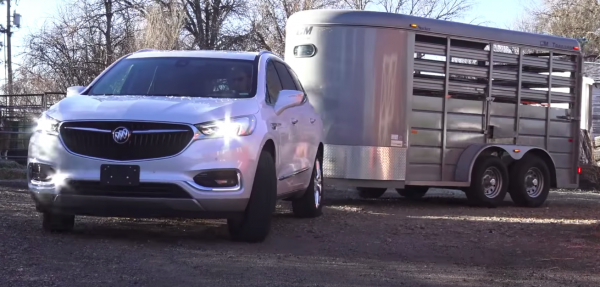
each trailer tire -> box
[227,150,277,243]
[357,187,387,199]
[507,154,551,208]
[396,186,428,199]
[292,155,324,218]
[465,155,508,207]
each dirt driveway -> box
[2,184,600,287]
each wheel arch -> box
[317,142,324,160]
[521,149,557,188]
[261,137,276,163]
[455,144,557,187]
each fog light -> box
[193,170,239,188]
[28,163,56,182]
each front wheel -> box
[292,155,324,218]
[465,155,509,207]
[227,150,277,243]
[508,154,551,207]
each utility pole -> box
[6,0,11,95]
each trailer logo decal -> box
[297,26,313,36]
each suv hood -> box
[45,95,260,124]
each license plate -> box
[100,164,140,186]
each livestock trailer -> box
[284,9,584,207]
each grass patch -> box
[0,160,26,180]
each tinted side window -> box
[273,61,296,90]
[266,61,283,104]
[287,67,305,93]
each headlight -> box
[195,115,256,138]
[35,113,60,135]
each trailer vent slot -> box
[294,44,317,58]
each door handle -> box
[310,118,316,124]
[291,118,298,125]
[271,123,281,130]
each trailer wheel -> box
[357,187,387,199]
[507,154,551,208]
[396,186,428,200]
[465,155,508,207]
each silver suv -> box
[28,50,324,242]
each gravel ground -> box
[2,185,600,287]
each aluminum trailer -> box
[284,9,584,207]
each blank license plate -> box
[100,164,140,186]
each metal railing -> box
[0,92,65,164]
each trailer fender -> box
[455,144,557,186]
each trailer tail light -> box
[578,167,582,174]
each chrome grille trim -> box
[57,120,199,162]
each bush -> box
[0,160,23,169]
[0,168,27,180]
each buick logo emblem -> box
[112,126,131,144]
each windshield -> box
[87,57,256,98]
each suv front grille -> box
[59,121,195,161]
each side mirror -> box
[274,90,304,115]
[66,86,86,97]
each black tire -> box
[42,212,74,233]
[357,187,387,199]
[508,154,551,207]
[465,155,509,207]
[227,150,277,243]
[396,186,429,199]
[292,154,324,218]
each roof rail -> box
[259,50,274,56]
[135,48,157,53]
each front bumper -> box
[28,131,263,216]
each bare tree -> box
[247,0,343,56]
[135,0,186,50]
[13,0,144,94]
[343,0,373,10]
[515,0,600,59]
[377,0,473,20]
[176,0,250,50]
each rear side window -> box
[287,67,305,93]
[266,61,283,104]
[276,61,307,103]
[273,61,297,90]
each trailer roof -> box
[288,9,581,53]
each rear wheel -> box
[227,150,277,243]
[292,154,324,218]
[508,154,551,207]
[396,186,429,199]
[465,155,508,207]
[357,187,387,199]
[42,212,74,233]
